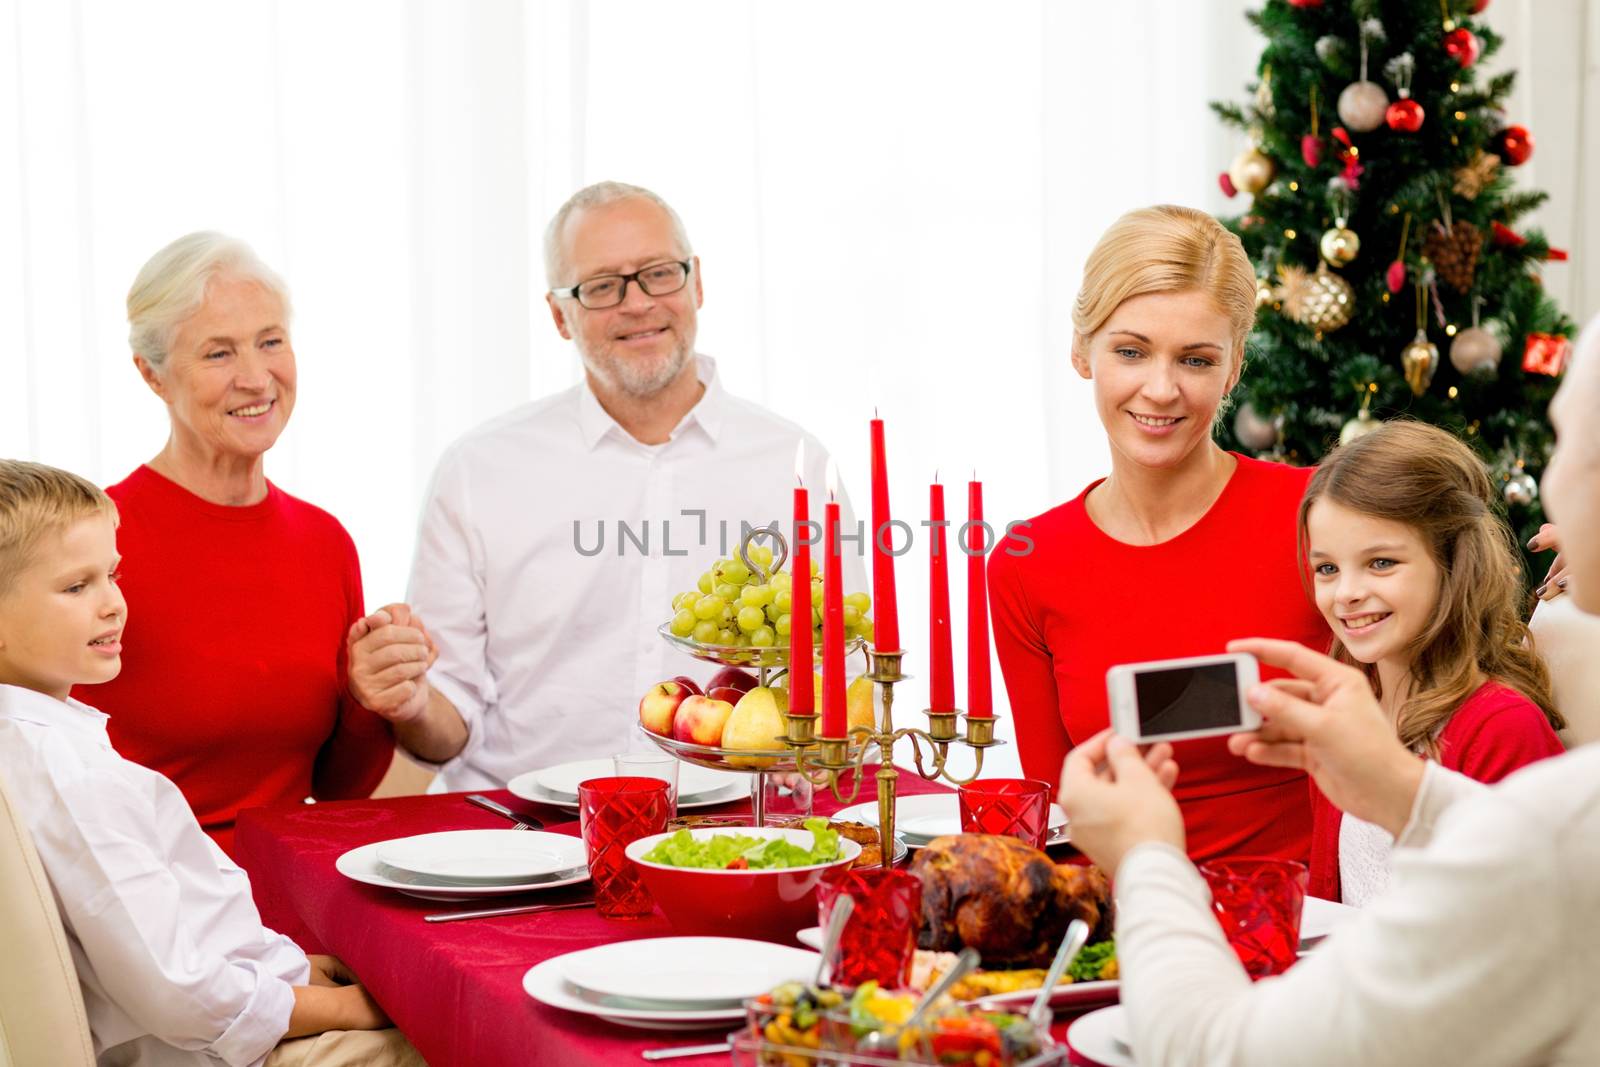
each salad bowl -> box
[626,823,861,943]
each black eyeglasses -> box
[550,260,692,310]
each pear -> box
[847,675,876,731]
[722,686,791,768]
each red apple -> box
[707,666,758,696]
[671,675,704,696]
[673,694,735,747]
[639,681,692,737]
[708,686,747,706]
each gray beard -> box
[580,341,693,400]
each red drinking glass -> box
[958,778,1051,847]
[1198,857,1309,978]
[817,866,923,989]
[578,776,672,920]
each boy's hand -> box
[1057,729,1183,877]
[347,604,438,723]
[307,954,356,987]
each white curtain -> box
[7,0,1581,776]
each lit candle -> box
[869,416,901,651]
[822,459,847,738]
[928,477,955,711]
[967,475,992,717]
[789,442,813,718]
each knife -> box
[424,899,594,923]
[466,793,545,830]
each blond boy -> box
[0,460,423,1067]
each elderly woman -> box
[989,205,1328,864]
[1059,313,1600,1066]
[76,233,453,855]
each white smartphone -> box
[1106,652,1262,743]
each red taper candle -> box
[928,479,955,711]
[967,476,992,717]
[869,417,901,650]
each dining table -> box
[234,764,1053,1067]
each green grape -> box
[809,558,820,576]
[693,594,725,620]
[697,572,714,594]
[775,613,792,637]
[751,625,776,647]
[693,620,719,643]
[672,591,697,612]
[717,627,738,645]
[737,606,765,633]
[842,605,861,627]
[770,572,792,593]
[718,605,736,627]
[811,583,825,607]
[733,632,751,647]
[740,583,773,609]
[753,545,774,566]
[670,609,696,637]
[844,592,871,614]
[764,602,782,623]
[714,582,740,601]
[719,559,751,585]
[773,589,793,613]
[858,618,874,641]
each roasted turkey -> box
[910,834,1111,969]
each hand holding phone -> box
[1106,652,1262,743]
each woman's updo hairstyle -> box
[1072,205,1257,371]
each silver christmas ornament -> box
[1339,408,1380,445]
[1233,403,1281,450]
[1338,80,1390,133]
[1449,327,1503,377]
[1503,472,1537,507]
[1315,35,1344,66]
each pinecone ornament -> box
[1422,221,1482,293]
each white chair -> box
[0,772,95,1067]
[1529,593,1600,749]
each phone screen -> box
[1134,662,1242,736]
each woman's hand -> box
[347,604,438,723]
[1057,729,1183,877]
[1225,638,1425,836]
[1529,524,1570,601]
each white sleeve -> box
[1394,759,1488,850]
[407,443,494,754]
[1115,781,1564,1067]
[35,770,296,1066]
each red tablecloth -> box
[235,766,959,1067]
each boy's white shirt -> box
[0,683,308,1066]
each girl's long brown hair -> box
[1299,421,1563,757]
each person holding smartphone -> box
[989,205,1328,864]
[1056,314,1600,1066]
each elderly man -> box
[348,181,863,788]
[1056,315,1600,1065]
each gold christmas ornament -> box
[1339,408,1380,445]
[1337,80,1389,132]
[1401,329,1440,395]
[1255,277,1276,308]
[1229,146,1277,196]
[1503,471,1538,507]
[1283,265,1354,332]
[1453,151,1500,199]
[1319,223,1361,266]
[1449,326,1503,377]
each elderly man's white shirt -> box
[0,684,307,1067]
[410,355,867,789]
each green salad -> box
[643,817,841,870]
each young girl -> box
[1301,421,1565,903]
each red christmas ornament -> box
[1287,0,1323,7]
[1493,125,1535,166]
[1443,28,1481,68]
[1386,260,1407,293]
[1491,220,1526,248]
[1472,0,1491,11]
[1301,134,1324,167]
[1330,127,1364,188]
[1386,99,1425,132]
[1522,333,1571,377]
[1219,171,1238,198]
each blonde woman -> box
[77,233,457,855]
[989,205,1328,863]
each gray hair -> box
[542,181,693,289]
[127,232,291,371]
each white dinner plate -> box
[1300,895,1359,944]
[832,794,1069,846]
[560,936,819,1007]
[376,829,587,882]
[507,769,748,813]
[1067,1005,1136,1066]
[336,840,589,901]
[524,937,820,1029]
[528,758,741,800]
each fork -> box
[466,793,544,830]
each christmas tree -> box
[1211,0,1573,582]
